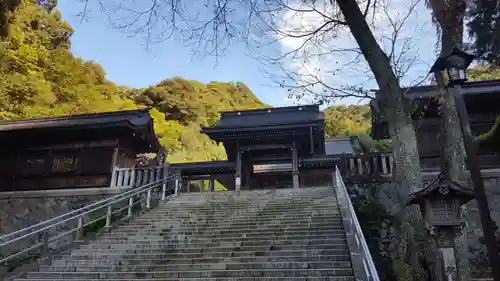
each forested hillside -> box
[0,0,375,162]
[0,0,268,163]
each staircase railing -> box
[0,169,182,270]
[333,166,380,281]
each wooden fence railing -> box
[111,166,169,188]
[109,153,395,188]
[340,153,394,180]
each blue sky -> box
[58,1,437,107]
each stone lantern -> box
[407,173,475,281]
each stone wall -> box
[0,191,111,268]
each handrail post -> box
[174,177,180,195]
[75,216,83,241]
[128,196,134,217]
[110,168,117,188]
[146,190,152,209]
[41,230,49,256]
[162,181,167,200]
[105,205,112,228]
[161,165,169,200]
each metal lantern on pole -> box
[429,46,500,281]
[429,46,475,85]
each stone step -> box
[82,234,347,244]
[18,276,354,281]
[170,198,336,203]
[112,222,343,232]
[170,194,335,199]
[170,196,335,202]
[172,192,335,197]
[123,215,341,222]
[142,213,341,221]
[49,254,352,267]
[68,248,350,259]
[102,229,346,239]
[71,243,348,254]
[152,210,339,217]
[137,213,339,221]
[39,261,353,272]
[145,208,339,214]
[127,215,341,223]
[78,239,347,250]
[111,223,343,233]
[27,268,353,279]
[173,190,334,198]
[171,196,335,201]
[162,200,338,206]
[145,206,340,214]
[159,204,339,212]
[126,220,341,227]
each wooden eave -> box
[299,155,341,169]
[170,160,236,176]
[370,79,500,140]
[0,109,162,152]
[201,121,324,137]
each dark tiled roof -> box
[325,136,355,155]
[212,105,324,129]
[0,109,153,132]
[407,173,475,205]
[0,108,161,151]
[372,79,500,98]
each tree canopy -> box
[0,0,385,164]
[0,0,271,163]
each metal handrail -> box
[0,170,181,266]
[1,166,170,242]
[333,166,380,281]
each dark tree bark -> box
[0,0,21,38]
[334,0,444,280]
[427,0,470,279]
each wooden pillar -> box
[292,142,299,189]
[309,127,315,155]
[242,154,252,190]
[110,147,119,188]
[209,176,215,192]
[235,142,242,193]
[199,179,204,193]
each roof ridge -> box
[0,108,150,125]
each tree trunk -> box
[0,0,21,38]
[334,0,444,280]
[429,0,470,279]
[436,73,470,281]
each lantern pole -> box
[429,46,500,281]
[449,83,500,281]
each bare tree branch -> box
[241,0,432,105]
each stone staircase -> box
[14,186,354,281]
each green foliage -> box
[350,184,400,281]
[468,65,500,146]
[1,0,394,163]
[0,0,267,164]
[324,104,371,136]
[133,77,266,127]
[467,2,500,66]
[469,64,500,81]
[324,104,392,152]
